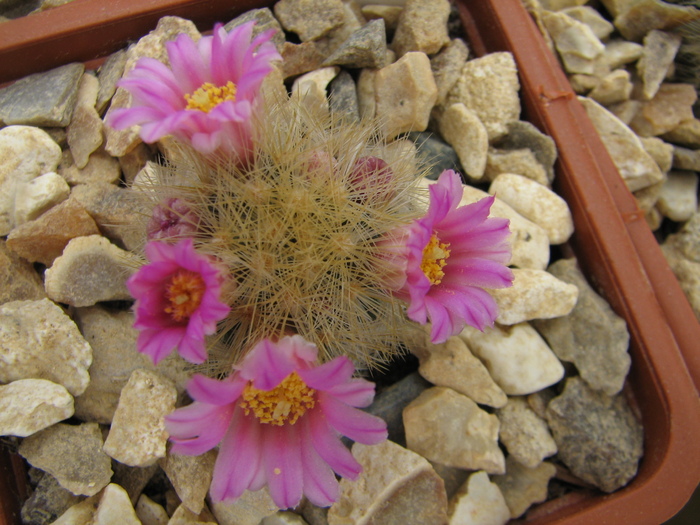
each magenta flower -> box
[147,198,200,240]
[127,239,231,364]
[108,21,281,158]
[386,170,513,344]
[165,335,387,509]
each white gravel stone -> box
[492,457,557,519]
[0,125,62,235]
[496,396,557,468]
[490,268,579,325]
[210,488,278,525]
[489,173,574,244]
[44,234,138,307]
[13,171,70,226]
[0,298,92,396]
[459,323,565,396]
[375,51,438,139]
[657,170,698,222]
[542,10,605,75]
[67,73,104,169]
[136,494,170,525]
[0,379,74,437]
[291,66,339,118]
[328,440,449,524]
[439,103,489,180]
[580,96,665,191]
[93,484,142,525]
[445,52,520,141]
[448,471,510,525]
[413,334,507,408]
[404,387,505,474]
[103,368,177,467]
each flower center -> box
[240,372,316,426]
[421,233,451,285]
[164,269,206,322]
[184,81,237,112]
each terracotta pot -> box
[1,0,699,524]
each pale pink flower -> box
[108,21,281,158]
[165,335,387,509]
[385,170,513,343]
[127,239,230,364]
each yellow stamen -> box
[184,81,237,112]
[164,269,206,322]
[421,233,451,285]
[240,372,316,426]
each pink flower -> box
[108,21,281,158]
[165,335,387,509]
[387,170,513,344]
[127,239,230,364]
[147,198,200,240]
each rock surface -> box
[459,323,565,396]
[496,396,557,468]
[546,377,644,493]
[0,379,74,437]
[448,471,510,525]
[534,258,631,395]
[19,422,113,497]
[104,368,177,467]
[44,234,138,306]
[404,387,505,474]
[328,440,448,525]
[0,298,92,396]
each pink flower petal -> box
[185,374,245,405]
[308,410,362,479]
[298,356,355,391]
[210,407,264,502]
[299,417,340,507]
[166,402,234,456]
[263,423,304,509]
[319,394,387,445]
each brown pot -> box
[1,0,699,524]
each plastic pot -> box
[0,0,699,524]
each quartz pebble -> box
[637,30,682,100]
[579,96,664,192]
[328,440,449,525]
[485,147,549,186]
[0,379,74,437]
[323,18,387,69]
[489,268,579,325]
[44,234,138,307]
[459,323,565,396]
[73,305,189,424]
[274,0,344,42]
[66,73,104,169]
[613,0,700,42]
[496,396,557,468]
[391,0,450,57]
[489,173,574,244]
[431,38,470,105]
[135,494,170,525]
[534,258,631,396]
[261,511,309,525]
[413,334,507,408]
[492,457,557,519]
[404,387,505,474]
[662,243,700,319]
[629,83,697,137]
[19,422,113,497]
[374,51,437,139]
[448,471,510,525]
[496,121,558,183]
[210,488,278,525]
[439,103,489,180]
[542,10,605,75]
[168,504,218,524]
[445,52,521,141]
[546,377,643,493]
[0,62,84,127]
[6,195,101,266]
[0,125,62,235]
[657,170,698,222]
[0,298,92,396]
[103,369,177,467]
[0,240,47,302]
[12,171,70,226]
[160,449,216,515]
